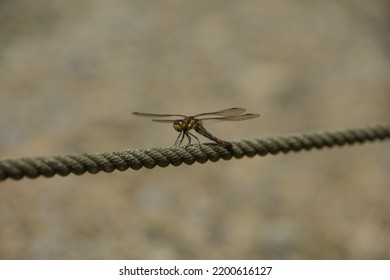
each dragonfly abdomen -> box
[194,123,232,148]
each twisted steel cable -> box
[0,123,389,181]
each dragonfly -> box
[132,107,260,148]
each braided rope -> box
[1,123,389,181]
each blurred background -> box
[0,0,389,259]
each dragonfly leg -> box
[184,131,192,147]
[174,131,185,146]
[187,131,201,147]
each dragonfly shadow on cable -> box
[132,107,260,149]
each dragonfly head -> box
[173,120,186,132]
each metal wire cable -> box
[1,123,389,181]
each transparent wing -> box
[199,113,260,122]
[132,112,186,118]
[151,119,176,123]
[193,107,246,117]
[133,108,247,118]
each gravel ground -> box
[0,0,389,259]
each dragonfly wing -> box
[193,107,246,117]
[199,113,260,122]
[152,119,176,123]
[222,113,260,121]
[133,112,186,118]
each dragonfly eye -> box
[173,120,185,132]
